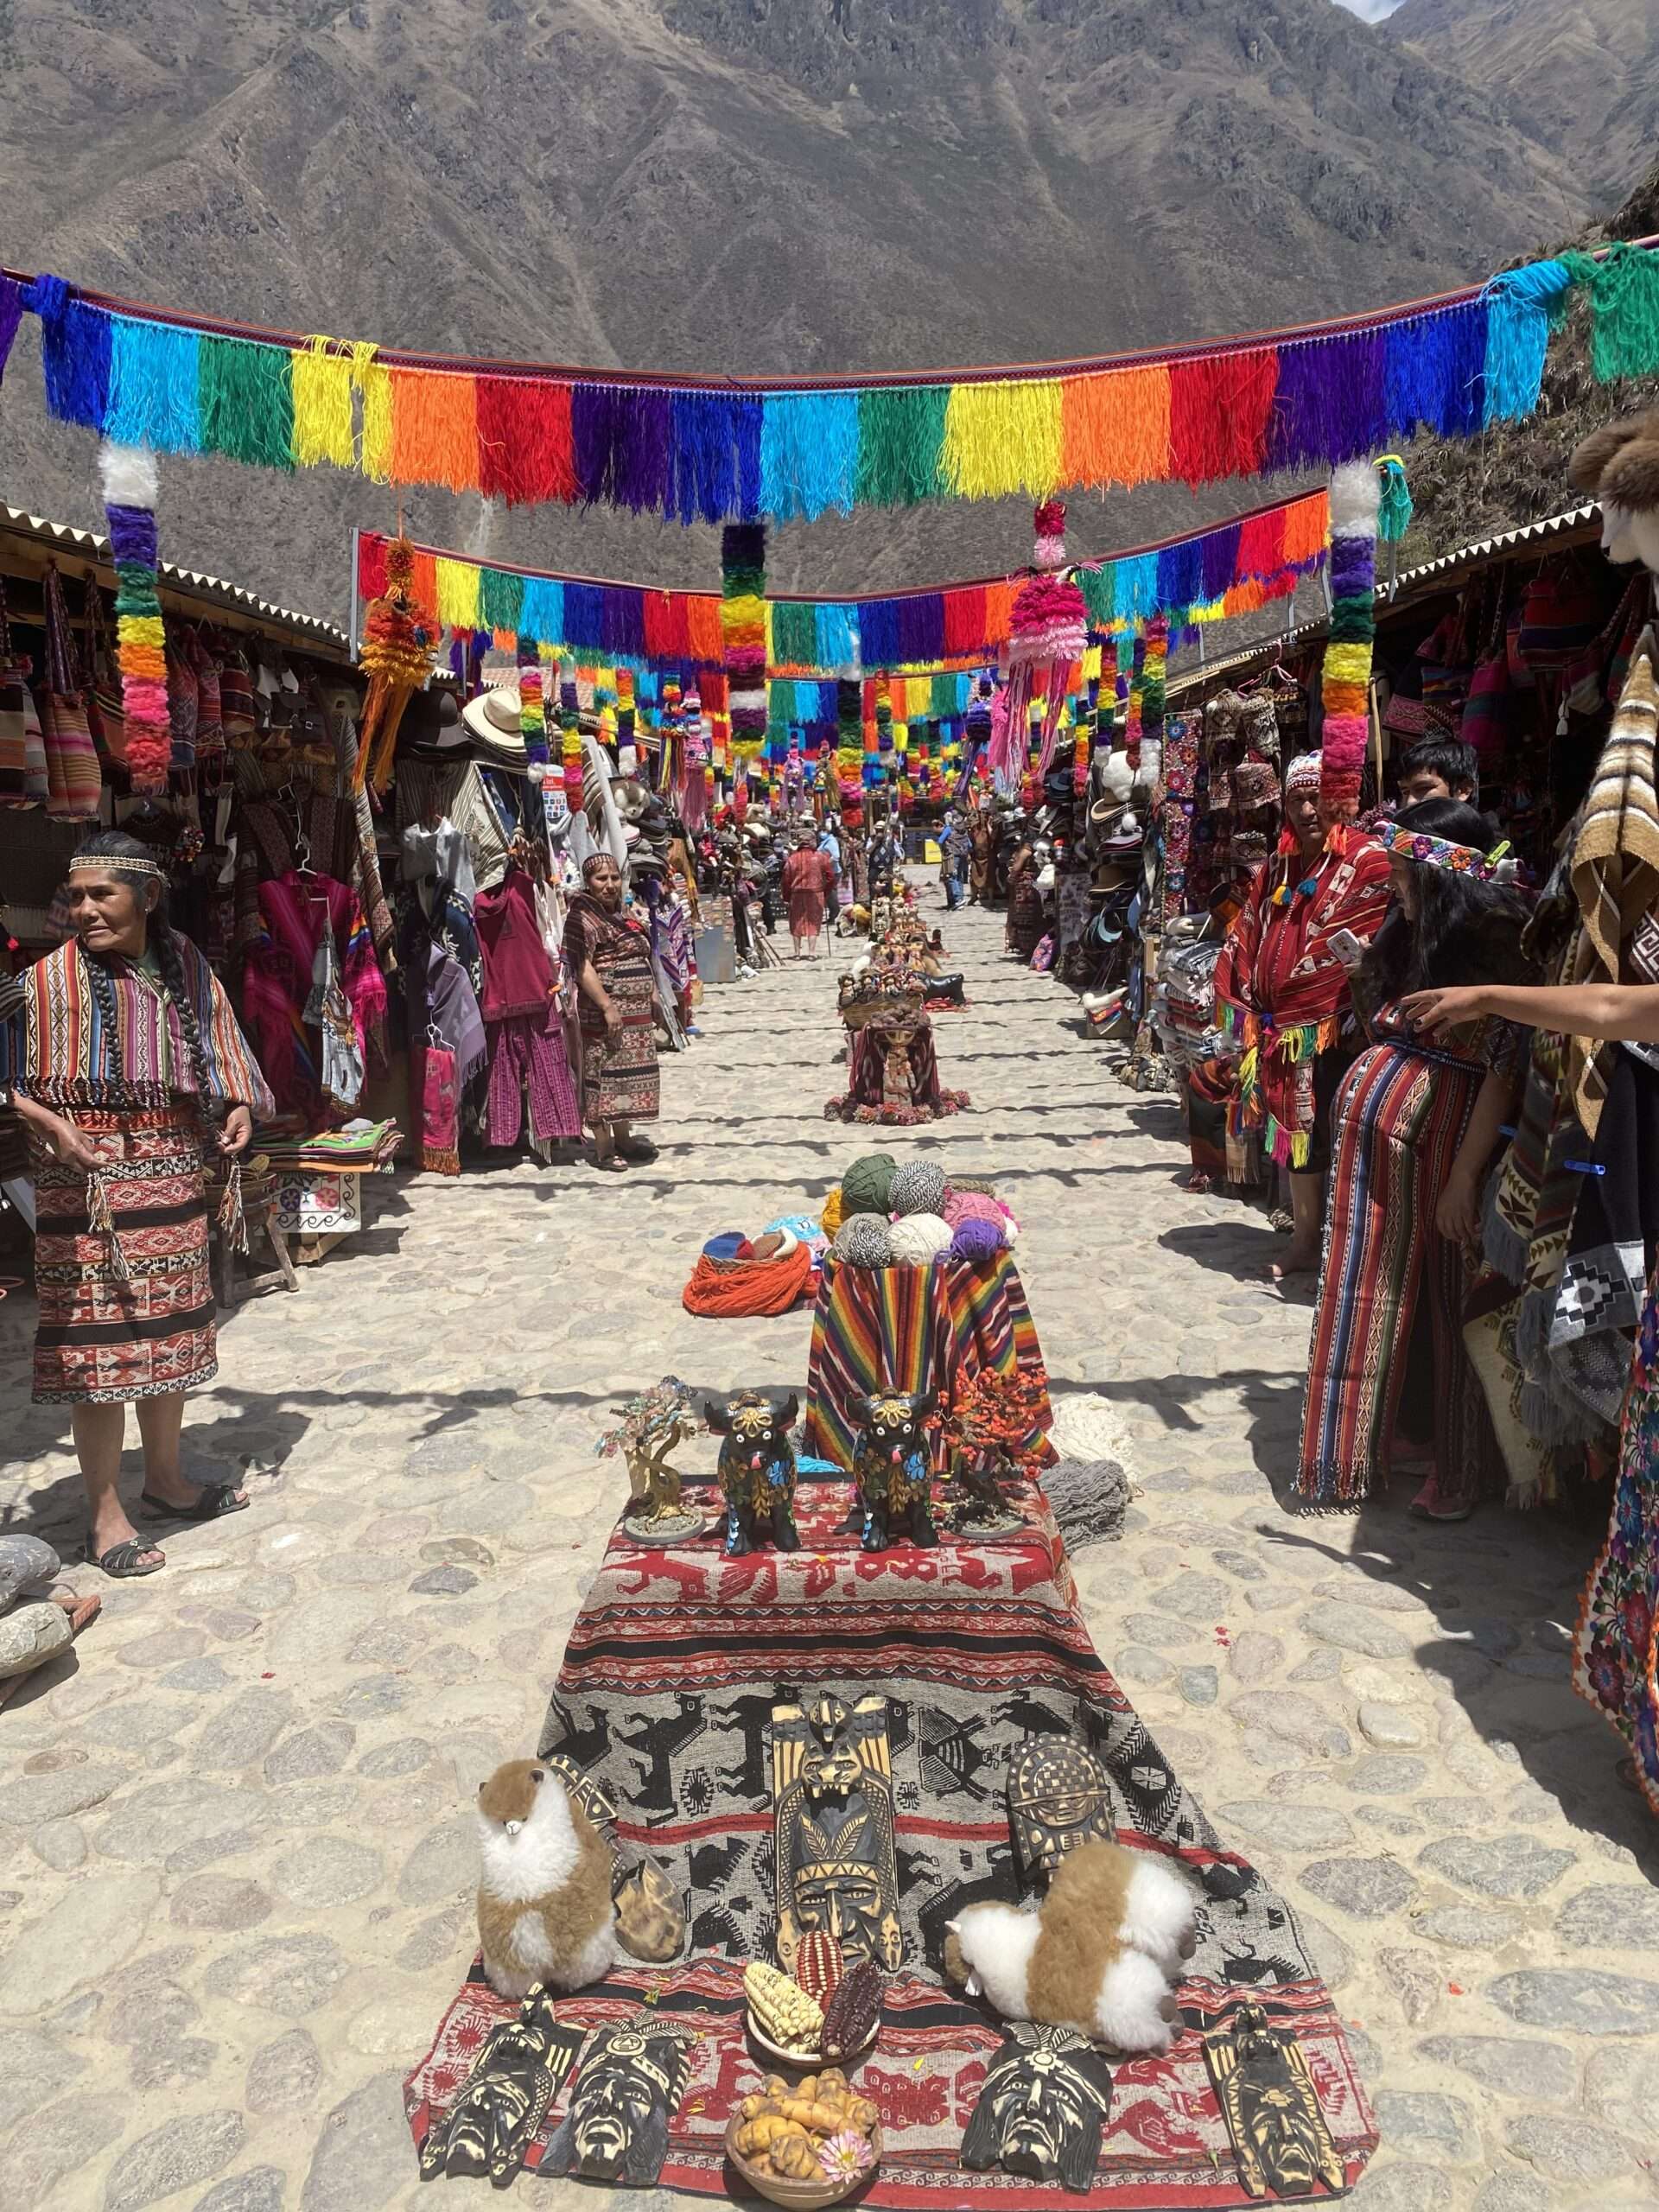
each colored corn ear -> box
[794,1929,845,2005]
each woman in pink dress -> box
[781,829,834,959]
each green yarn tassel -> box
[771,601,817,667]
[1562,245,1659,384]
[198,335,295,470]
[855,386,948,507]
[479,566,524,635]
[1376,457,1413,545]
[1079,564,1116,627]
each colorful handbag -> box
[0,577,34,808]
[39,563,102,821]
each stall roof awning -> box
[1169,503,1608,699]
[0,503,348,653]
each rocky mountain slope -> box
[0,0,1589,620]
[1388,0,1659,212]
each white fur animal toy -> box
[944,1839,1196,2056]
[475,1758,618,2000]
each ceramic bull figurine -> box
[848,1388,938,1551]
[703,1389,802,1556]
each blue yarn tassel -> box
[27,276,111,430]
[817,604,860,672]
[1116,555,1160,624]
[1386,301,1487,442]
[519,576,564,646]
[1481,259,1573,424]
[760,391,860,521]
[107,315,201,453]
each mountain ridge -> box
[0,0,1589,618]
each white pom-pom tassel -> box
[99,441,159,512]
[1328,459,1381,538]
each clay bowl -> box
[724,2113,882,2210]
[743,2010,880,2072]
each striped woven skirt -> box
[31,1106,217,1405]
[1297,1042,1497,1510]
[578,945,660,1128]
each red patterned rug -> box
[405,1481,1376,2203]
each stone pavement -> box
[2,877,1656,2212]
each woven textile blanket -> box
[405,1478,1376,2205]
[803,1250,1052,1471]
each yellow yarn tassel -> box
[359,355,393,483]
[291,334,356,468]
[943,379,1064,499]
[435,556,481,633]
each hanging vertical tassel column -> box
[99,443,171,793]
[1320,461,1381,825]
[559,660,584,812]
[1139,616,1168,790]
[721,523,767,772]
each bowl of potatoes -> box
[725,2069,882,2209]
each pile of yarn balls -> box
[821,1154,1018,1269]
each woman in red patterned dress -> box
[5,833,275,1576]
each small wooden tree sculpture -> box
[597,1376,704,1535]
[942,1366,1051,1529]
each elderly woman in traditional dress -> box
[781,827,835,959]
[563,852,661,1171]
[3,832,275,1577]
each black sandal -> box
[614,1137,658,1163]
[86,1535,165,1578]
[138,1484,249,1522]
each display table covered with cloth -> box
[405,1473,1376,2205]
[803,1246,1052,1471]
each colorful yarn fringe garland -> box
[354,487,1325,678]
[721,524,768,754]
[12,243,1657,522]
[1319,461,1381,826]
[99,442,170,793]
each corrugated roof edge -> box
[0,505,347,647]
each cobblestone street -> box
[2,877,1656,2211]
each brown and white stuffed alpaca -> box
[475,1758,618,1999]
[1570,407,1659,575]
[944,1839,1196,2056]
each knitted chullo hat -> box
[889,1159,947,1217]
[842,1154,899,1217]
[833,1214,893,1268]
[888,1212,953,1263]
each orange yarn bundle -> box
[682,1243,813,1319]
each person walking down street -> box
[563,853,661,1172]
[3,831,275,1578]
[939,811,970,911]
[817,817,843,923]
[782,828,836,958]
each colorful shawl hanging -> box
[1213,837,1391,1165]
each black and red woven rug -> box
[405,1476,1376,2204]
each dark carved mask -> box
[1007,1734,1116,1882]
[961,2032,1116,2193]
[542,2023,694,2189]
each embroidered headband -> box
[68,851,166,880]
[1283,751,1322,796]
[1382,823,1522,885]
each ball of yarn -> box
[842,1152,899,1217]
[888,1211,954,1263]
[943,1189,1005,1236]
[889,1159,947,1217]
[949,1217,1004,1266]
[833,1213,893,1268]
[821,1187,845,1237]
[947,1176,998,1198]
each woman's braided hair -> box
[71,830,222,1159]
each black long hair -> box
[1360,799,1537,999]
[72,830,222,1141]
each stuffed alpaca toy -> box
[475,1759,618,1999]
[1570,407,1659,575]
[944,1839,1196,2055]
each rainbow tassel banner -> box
[721,522,768,753]
[99,442,171,792]
[1320,461,1382,825]
[353,486,1325,684]
[13,242,1659,523]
